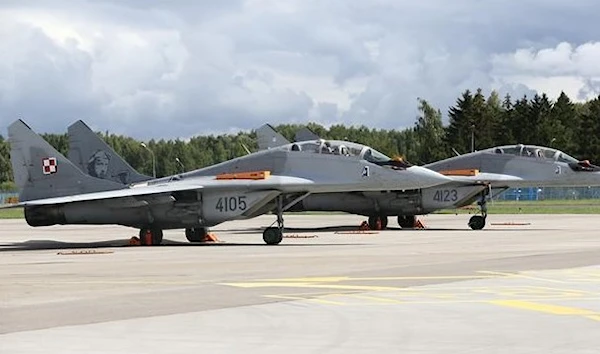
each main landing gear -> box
[397,215,416,229]
[366,215,418,230]
[185,227,208,242]
[368,215,388,230]
[139,228,163,246]
[263,195,284,245]
[468,190,488,230]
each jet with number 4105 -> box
[4,119,451,246]
[256,125,600,230]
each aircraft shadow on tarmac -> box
[0,238,362,252]
[222,225,549,234]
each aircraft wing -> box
[5,175,315,208]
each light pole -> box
[140,142,156,178]
[175,157,185,173]
[470,124,475,153]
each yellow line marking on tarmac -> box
[585,315,600,322]
[478,270,565,284]
[489,300,598,316]
[527,285,599,297]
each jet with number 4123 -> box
[256,125,600,230]
[4,119,451,246]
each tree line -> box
[1,88,599,190]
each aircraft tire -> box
[468,215,486,230]
[185,227,208,242]
[380,216,388,229]
[368,216,387,230]
[139,228,163,246]
[398,215,416,229]
[263,227,283,245]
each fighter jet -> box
[255,125,600,230]
[6,119,450,246]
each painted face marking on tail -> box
[42,157,57,175]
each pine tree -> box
[446,89,474,154]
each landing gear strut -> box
[368,215,388,230]
[263,195,284,245]
[468,190,488,230]
[185,227,208,242]
[139,228,163,246]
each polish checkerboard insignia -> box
[42,157,57,175]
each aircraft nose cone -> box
[406,166,452,189]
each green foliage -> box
[414,98,446,163]
[0,89,598,189]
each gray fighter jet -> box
[256,125,600,230]
[6,119,450,246]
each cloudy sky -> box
[1,0,599,139]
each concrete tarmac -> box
[1,213,600,353]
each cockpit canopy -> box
[487,144,579,164]
[278,139,412,169]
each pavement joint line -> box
[253,275,498,282]
[219,282,401,291]
[266,292,600,304]
[264,294,346,306]
[346,294,406,304]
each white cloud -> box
[491,42,600,101]
[1,0,600,138]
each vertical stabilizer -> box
[8,119,124,201]
[294,127,320,142]
[68,120,153,185]
[256,124,291,150]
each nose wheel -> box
[468,190,488,230]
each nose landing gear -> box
[263,195,285,245]
[468,190,488,230]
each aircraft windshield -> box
[490,144,579,163]
[286,140,391,162]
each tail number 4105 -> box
[216,196,247,212]
[433,189,458,202]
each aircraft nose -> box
[405,166,452,188]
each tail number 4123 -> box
[433,189,458,202]
[216,196,247,212]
